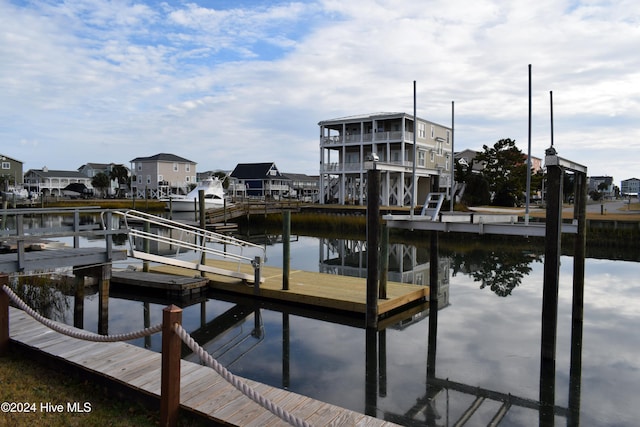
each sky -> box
[1,0,639,184]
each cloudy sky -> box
[2,0,639,183]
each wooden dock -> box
[149,258,429,317]
[112,271,209,296]
[8,306,399,426]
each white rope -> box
[174,324,313,427]
[2,284,162,342]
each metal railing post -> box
[161,304,182,427]
[0,274,9,355]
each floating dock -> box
[148,258,429,317]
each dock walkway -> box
[8,306,398,426]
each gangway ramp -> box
[111,210,265,283]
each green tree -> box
[109,164,129,197]
[476,139,528,207]
[91,172,111,198]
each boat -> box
[163,177,227,212]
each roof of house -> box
[231,163,286,180]
[25,169,90,179]
[0,154,23,163]
[130,153,196,164]
[318,112,448,128]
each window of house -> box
[445,155,450,170]
[418,123,426,138]
[137,164,142,171]
[146,175,151,184]
[1,162,9,169]
[446,130,450,144]
[137,176,142,184]
[430,151,435,162]
[431,125,435,139]
[173,163,178,172]
[418,150,425,167]
[186,164,190,172]
[186,176,190,182]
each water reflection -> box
[10,228,640,426]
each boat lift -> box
[107,210,265,283]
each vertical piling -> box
[199,189,206,276]
[366,168,381,329]
[379,223,388,299]
[568,171,587,426]
[161,305,182,427]
[540,149,563,423]
[97,264,111,335]
[283,210,291,290]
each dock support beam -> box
[366,168,381,329]
[283,210,291,290]
[161,305,182,427]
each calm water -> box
[23,231,640,426]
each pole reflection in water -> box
[21,226,636,426]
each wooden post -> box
[283,210,290,290]
[366,168,380,329]
[199,189,206,277]
[97,264,111,335]
[569,170,587,425]
[0,274,9,355]
[161,305,182,427]
[379,223,388,299]
[540,152,563,423]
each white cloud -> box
[1,0,639,179]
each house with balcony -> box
[319,112,453,206]
[24,167,93,197]
[130,153,196,199]
[78,162,131,196]
[229,162,289,200]
[621,178,640,197]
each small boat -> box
[163,177,227,212]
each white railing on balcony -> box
[322,131,414,145]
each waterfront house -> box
[621,178,640,197]
[588,175,615,199]
[318,112,453,206]
[0,153,24,190]
[229,162,290,200]
[24,167,93,197]
[78,162,131,197]
[282,173,319,202]
[129,153,196,199]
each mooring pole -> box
[379,223,388,299]
[568,170,587,426]
[283,210,291,290]
[199,189,206,276]
[366,167,381,329]
[540,147,563,423]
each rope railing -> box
[174,323,312,427]
[2,284,162,342]
[0,281,312,427]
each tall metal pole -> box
[525,64,532,224]
[411,80,417,216]
[450,100,455,212]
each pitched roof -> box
[130,153,196,164]
[26,169,90,179]
[231,163,284,179]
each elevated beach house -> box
[130,153,196,199]
[229,162,289,200]
[319,112,452,206]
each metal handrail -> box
[105,209,266,267]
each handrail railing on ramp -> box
[105,210,265,283]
